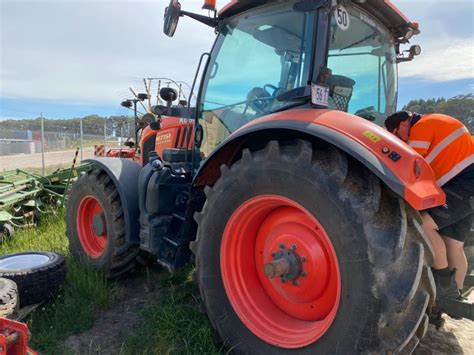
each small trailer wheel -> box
[0,224,15,243]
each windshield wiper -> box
[340,31,379,52]
[276,85,311,102]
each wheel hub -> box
[92,213,106,236]
[264,245,303,284]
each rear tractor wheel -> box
[192,140,435,353]
[66,168,139,278]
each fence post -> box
[80,118,83,162]
[40,112,45,176]
[120,124,124,149]
[104,118,107,152]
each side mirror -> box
[164,0,181,37]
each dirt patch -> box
[418,291,474,355]
[0,147,95,171]
[63,266,163,354]
[63,266,473,354]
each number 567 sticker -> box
[335,5,350,31]
[311,83,330,107]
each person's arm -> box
[408,121,433,157]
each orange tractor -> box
[66,0,468,352]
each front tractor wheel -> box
[193,140,435,353]
[66,168,139,278]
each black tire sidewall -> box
[199,159,377,353]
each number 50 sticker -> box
[335,5,350,31]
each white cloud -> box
[0,0,473,107]
[394,0,473,82]
[398,38,474,81]
[0,0,216,103]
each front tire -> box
[192,140,435,353]
[66,168,139,278]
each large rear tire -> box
[192,140,435,353]
[66,168,139,278]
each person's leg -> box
[443,236,467,289]
[441,214,473,290]
[421,212,448,268]
[421,212,460,301]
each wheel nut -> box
[300,256,306,262]
[279,243,285,249]
[292,280,299,286]
[301,271,307,277]
[290,244,297,250]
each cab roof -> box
[218,0,417,37]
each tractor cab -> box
[164,0,420,158]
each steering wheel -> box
[246,87,272,113]
[247,84,282,113]
[263,84,279,97]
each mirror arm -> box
[180,10,218,28]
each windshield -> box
[327,5,397,126]
[199,2,315,157]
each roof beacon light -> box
[202,0,216,11]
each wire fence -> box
[0,118,133,173]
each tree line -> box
[1,94,473,134]
[0,115,134,136]
[402,94,474,132]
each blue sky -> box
[0,0,472,120]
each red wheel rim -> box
[221,195,341,348]
[76,195,107,258]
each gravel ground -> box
[0,147,95,171]
[418,291,474,354]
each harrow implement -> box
[0,163,90,240]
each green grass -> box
[1,210,220,354]
[122,268,221,355]
[0,211,115,354]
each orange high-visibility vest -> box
[408,114,473,186]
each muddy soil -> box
[63,265,473,354]
[63,267,163,354]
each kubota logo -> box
[157,133,172,143]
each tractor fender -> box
[84,158,141,244]
[193,109,445,210]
